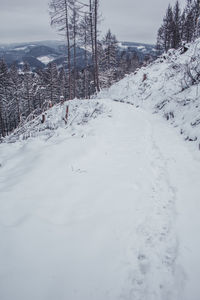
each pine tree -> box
[157,5,174,51]
[10,64,22,126]
[172,1,182,49]
[194,0,200,38]
[165,5,174,51]
[58,66,68,100]
[102,29,118,70]
[44,62,59,105]
[156,25,165,52]
[0,60,8,137]
[22,62,34,117]
[182,0,194,42]
[99,30,118,87]
[0,60,13,136]
[79,13,91,98]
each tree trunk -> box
[94,0,100,92]
[73,8,77,99]
[84,14,89,99]
[64,0,72,100]
[0,101,5,137]
[16,94,20,124]
[89,0,96,89]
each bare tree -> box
[89,0,96,89]
[70,0,80,99]
[94,0,100,92]
[79,13,91,98]
[49,0,72,99]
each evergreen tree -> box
[157,0,200,51]
[99,30,118,87]
[22,62,34,117]
[79,13,91,98]
[164,5,174,51]
[194,0,200,38]
[44,62,59,105]
[172,1,181,49]
[102,30,118,70]
[58,66,68,100]
[9,64,22,126]
[182,0,195,42]
[0,60,12,136]
[157,5,174,51]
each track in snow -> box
[0,99,200,300]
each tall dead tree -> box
[79,13,90,98]
[70,0,80,99]
[49,0,72,100]
[89,0,96,89]
[94,0,100,92]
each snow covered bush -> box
[2,99,110,143]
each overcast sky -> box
[0,0,186,45]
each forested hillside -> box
[157,0,200,51]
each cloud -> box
[0,0,58,43]
[100,0,186,43]
[0,0,186,44]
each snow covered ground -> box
[0,97,200,300]
[98,39,200,151]
[37,55,56,65]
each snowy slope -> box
[98,39,200,150]
[4,99,109,143]
[0,97,200,300]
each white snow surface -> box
[37,55,55,65]
[137,45,145,50]
[1,41,200,300]
[14,46,28,51]
[118,42,128,49]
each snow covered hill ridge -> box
[98,38,200,151]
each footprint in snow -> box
[138,254,151,275]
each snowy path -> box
[0,99,200,300]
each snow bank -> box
[3,99,111,144]
[98,39,200,150]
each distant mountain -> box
[0,40,158,70]
[0,41,87,70]
[118,41,158,61]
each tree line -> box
[157,0,200,52]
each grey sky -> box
[0,0,186,45]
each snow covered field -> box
[0,98,200,300]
